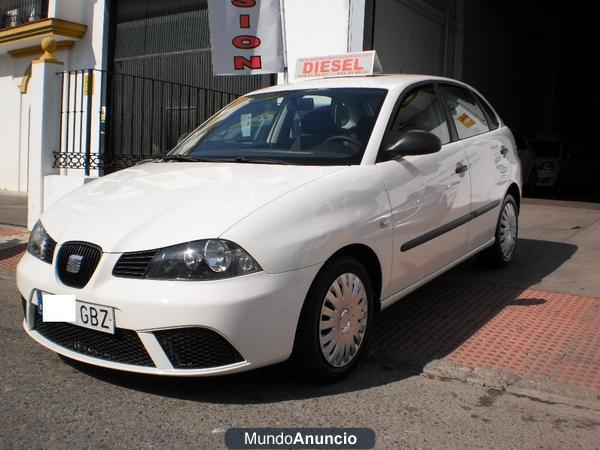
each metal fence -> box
[0,0,47,29]
[54,69,240,174]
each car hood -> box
[42,162,345,252]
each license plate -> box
[75,301,115,334]
[35,290,116,335]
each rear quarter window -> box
[474,93,500,129]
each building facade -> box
[1,0,573,227]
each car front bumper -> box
[17,251,320,376]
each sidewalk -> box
[0,226,27,270]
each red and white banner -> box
[295,51,383,79]
[208,0,285,75]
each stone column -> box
[27,38,63,229]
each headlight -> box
[145,239,261,280]
[538,161,554,170]
[27,220,56,264]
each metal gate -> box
[54,69,240,173]
[53,0,273,174]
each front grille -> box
[33,307,154,367]
[155,328,244,369]
[112,249,158,279]
[56,242,102,288]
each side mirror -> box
[177,132,191,145]
[385,130,442,158]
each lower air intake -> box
[33,307,154,367]
[154,328,244,369]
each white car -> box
[17,75,521,381]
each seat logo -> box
[66,254,84,274]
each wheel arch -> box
[320,243,384,312]
[506,182,521,212]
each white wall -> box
[0,56,31,191]
[0,0,108,192]
[62,0,108,71]
[280,0,364,82]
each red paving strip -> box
[0,245,26,271]
[0,226,27,237]
[371,278,600,392]
[446,289,600,390]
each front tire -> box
[291,257,373,382]
[482,194,519,267]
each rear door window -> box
[440,85,490,140]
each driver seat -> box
[293,110,337,150]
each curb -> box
[0,233,29,251]
[422,359,600,411]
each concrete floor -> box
[448,198,600,298]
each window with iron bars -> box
[0,0,48,30]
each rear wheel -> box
[482,194,519,267]
[291,257,373,382]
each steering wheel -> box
[322,135,362,149]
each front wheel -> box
[482,194,519,267]
[290,257,373,382]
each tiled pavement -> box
[0,226,28,270]
[370,278,599,393]
[0,243,26,271]
[0,226,27,238]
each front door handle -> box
[500,146,509,156]
[455,162,468,174]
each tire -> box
[482,194,519,268]
[290,257,374,382]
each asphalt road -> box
[1,270,599,449]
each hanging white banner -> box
[208,0,285,75]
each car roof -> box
[247,74,463,95]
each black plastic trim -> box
[155,327,244,369]
[113,249,159,279]
[56,241,103,288]
[33,306,155,367]
[21,296,27,319]
[400,200,501,252]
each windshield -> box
[171,88,387,165]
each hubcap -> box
[319,273,368,368]
[499,202,517,258]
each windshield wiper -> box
[208,156,289,165]
[143,155,290,165]
[159,155,213,162]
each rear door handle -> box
[500,146,509,156]
[455,162,468,174]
